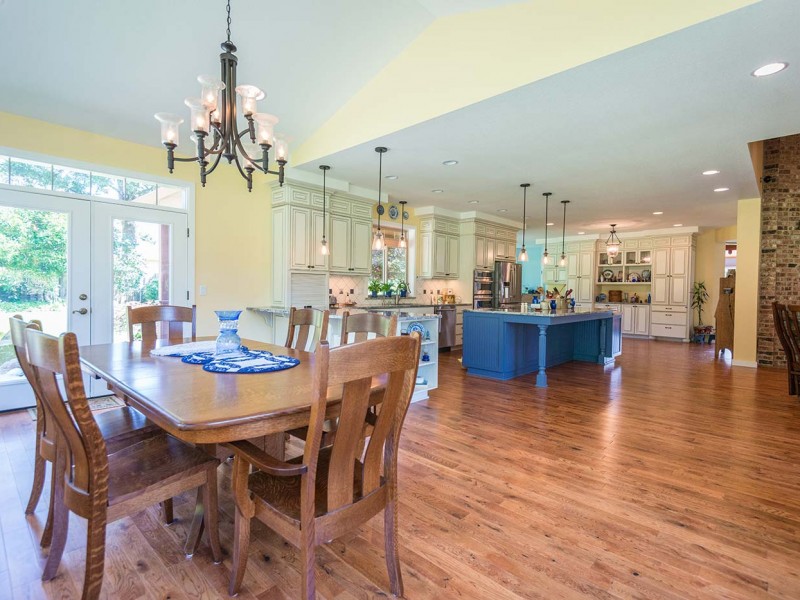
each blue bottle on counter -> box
[549,299,557,311]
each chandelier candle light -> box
[373,147,389,250]
[399,200,408,248]
[606,224,622,263]
[542,192,553,265]
[518,183,530,262]
[320,165,330,255]
[154,0,288,191]
[559,200,570,267]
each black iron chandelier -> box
[154,0,288,191]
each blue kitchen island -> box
[462,308,622,387]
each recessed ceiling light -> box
[752,62,788,77]
[468,200,479,204]
[547,222,554,226]
[577,231,586,235]
[431,189,444,193]
[673,224,683,227]
[702,170,720,176]
[653,211,664,215]
[714,187,730,192]
[442,160,459,166]
[497,209,507,213]
[384,175,398,180]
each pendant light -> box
[518,183,530,262]
[319,165,330,255]
[399,200,408,248]
[542,192,552,265]
[606,224,621,263]
[373,146,388,250]
[559,200,570,266]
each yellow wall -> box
[694,225,737,327]
[0,112,273,339]
[732,198,761,367]
[296,0,757,164]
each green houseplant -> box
[368,279,381,298]
[691,281,711,332]
[396,280,409,298]
[380,281,393,297]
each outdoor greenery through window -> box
[371,229,408,292]
[0,154,186,208]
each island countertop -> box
[465,307,615,319]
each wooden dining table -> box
[79,337,370,446]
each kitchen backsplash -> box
[328,275,466,306]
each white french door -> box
[91,202,189,345]
[0,190,189,409]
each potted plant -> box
[380,281,393,297]
[368,279,381,298]
[396,280,409,298]
[691,281,712,335]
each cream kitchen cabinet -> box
[651,245,691,307]
[650,234,694,340]
[471,222,518,268]
[420,217,460,279]
[566,247,595,303]
[288,206,328,271]
[329,214,371,275]
[622,304,650,336]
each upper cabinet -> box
[327,198,372,275]
[473,222,518,269]
[271,182,375,306]
[419,216,460,279]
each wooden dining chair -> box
[127,304,196,345]
[228,333,421,599]
[284,307,329,352]
[25,328,222,600]
[9,316,164,547]
[773,302,800,396]
[340,310,398,345]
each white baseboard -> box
[731,359,758,368]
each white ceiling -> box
[1,0,797,240]
[294,0,800,239]
[0,0,433,147]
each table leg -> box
[536,324,548,387]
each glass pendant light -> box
[399,200,408,248]
[373,147,388,250]
[542,192,552,265]
[559,200,570,266]
[319,165,330,256]
[606,224,621,263]
[518,183,530,262]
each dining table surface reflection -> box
[79,337,378,445]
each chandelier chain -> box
[226,0,232,43]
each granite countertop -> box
[248,306,441,321]
[466,307,619,318]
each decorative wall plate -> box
[403,210,410,220]
[389,204,399,219]
[641,269,651,281]
[628,271,641,283]
[376,204,385,215]
[602,269,614,282]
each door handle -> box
[72,308,88,315]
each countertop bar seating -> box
[462,307,622,386]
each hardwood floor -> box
[1,339,799,599]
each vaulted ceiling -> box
[2,0,797,238]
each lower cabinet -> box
[650,306,689,339]
[622,304,650,336]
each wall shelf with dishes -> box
[402,317,439,402]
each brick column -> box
[758,133,800,367]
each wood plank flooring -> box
[1,339,800,599]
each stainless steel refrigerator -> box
[493,261,522,308]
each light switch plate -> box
[199,285,207,296]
